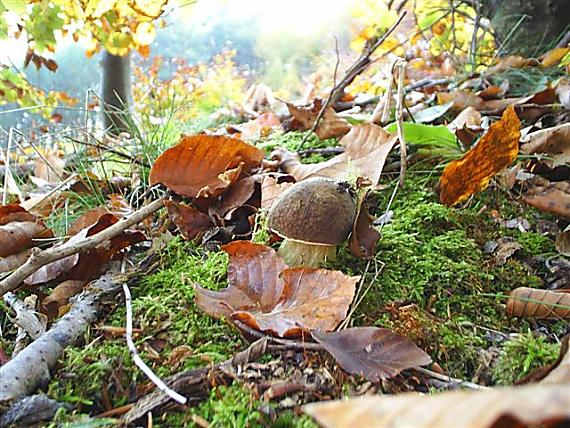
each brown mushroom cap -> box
[268,177,357,245]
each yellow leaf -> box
[133,21,155,46]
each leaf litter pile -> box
[2,22,570,428]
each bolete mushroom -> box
[268,177,357,267]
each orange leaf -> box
[281,98,351,140]
[507,287,570,319]
[438,105,520,206]
[149,135,264,198]
[312,327,432,381]
[194,241,359,337]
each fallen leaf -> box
[237,112,282,140]
[260,174,295,209]
[487,55,538,73]
[303,383,570,428]
[541,336,570,384]
[520,123,570,167]
[149,135,264,198]
[507,287,570,319]
[438,105,521,206]
[0,249,32,273]
[0,205,53,257]
[195,241,359,337]
[164,199,213,240]
[555,225,570,256]
[486,237,522,265]
[522,179,570,219]
[275,124,397,185]
[312,327,432,382]
[448,106,481,132]
[349,190,380,259]
[281,98,351,139]
[411,101,453,124]
[41,280,88,319]
[540,47,570,68]
[384,122,457,150]
[33,148,65,183]
[210,176,258,219]
[67,207,110,236]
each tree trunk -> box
[101,50,132,135]
[482,0,570,55]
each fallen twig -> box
[122,337,269,424]
[0,195,165,297]
[0,274,122,402]
[394,59,407,187]
[413,367,490,391]
[0,394,67,427]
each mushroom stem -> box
[278,239,336,268]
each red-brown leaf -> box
[149,135,264,198]
[312,327,432,382]
[0,205,53,257]
[164,199,213,240]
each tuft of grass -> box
[492,331,560,385]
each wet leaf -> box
[275,124,397,185]
[149,135,264,198]
[304,383,570,428]
[312,327,432,382]
[195,241,358,337]
[438,106,520,206]
[282,98,351,139]
[164,199,212,240]
[0,205,53,257]
[507,287,570,319]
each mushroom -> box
[268,177,357,267]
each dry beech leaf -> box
[540,47,570,68]
[312,327,432,382]
[0,205,53,257]
[237,112,282,140]
[195,241,359,337]
[0,249,32,273]
[447,106,481,132]
[164,199,213,240]
[41,280,87,319]
[149,134,264,198]
[349,190,380,259]
[33,148,65,183]
[520,123,570,167]
[210,176,258,219]
[303,383,570,428]
[507,287,570,319]
[523,180,570,219]
[275,124,397,185]
[67,207,110,236]
[555,225,570,256]
[439,105,521,206]
[260,175,295,209]
[541,336,570,384]
[487,55,538,73]
[282,98,351,139]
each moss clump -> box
[256,131,340,163]
[492,331,560,385]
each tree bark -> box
[482,0,570,54]
[101,50,132,135]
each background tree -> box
[0,0,169,134]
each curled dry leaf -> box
[520,123,570,168]
[281,98,351,140]
[41,280,88,319]
[522,179,570,219]
[195,241,359,337]
[0,205,53,258]
[237,112,282,140]
[349,190,380,259]
[311,327,432,382]
[210,176,258,219]
[164,199,212,240]
[303,383,570,428]
[274,124,397,185]
[507,287,570,319]
[149,135,264,198]
[438,105,521,206]
[447,106,481,133]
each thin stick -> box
[394,59,407,187]
[0,195,165,297]
[2,128,14,204]
[232,320,322,351]
[413,367,490,391]
[123,282,187,404]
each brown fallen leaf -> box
[164,199,213,240]
[0,205,53,257]
[311,327,432,382]
[41,280,88,319]
[274,124,397,185]
[281,98,351,139]
[522,179,570,219]
[303,383,570,428]
[555,225,570,256]
[195,241,359,337]
[260,174,295,209]
[67,207,110,236]
[236,112,282,140]
[541,336,570,384]
[486,55,538,73]
[33,148,65,184]
[0,249,32,273]
[438,105,520,206]
[209,176,258,220]
[447,106,481,133]
[507,287,570,319]
[520,123,570,168]
[348,190,381,259]
[149,135,264,198]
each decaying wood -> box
[122,337,269,424]
[0,195,165,298]
[0,274,121,403]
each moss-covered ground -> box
[25,131,564,427]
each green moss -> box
[195,384,262,427]
[256,131,340,163]
[492,331,560,385]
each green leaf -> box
[384,122,457,148]
[1,0,27,14]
